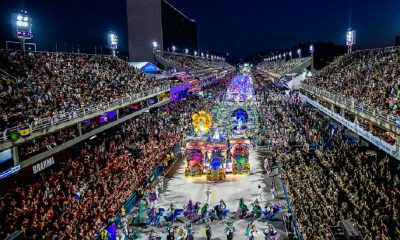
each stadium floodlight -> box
[310,44,315,71]
[201,52,204,57]
[108,31,118,57]
[206,54,209,58]
[346,29,356,53]
[309,44,314,54]
[172,45,176,53]
[13,10,33,52]
[185,48,189,54]
[194,51,197,56]
[297,48,302,58]
[289,51,292,59]
[152,41,158,48]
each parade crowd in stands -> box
[157,52,234,77]
[0,77,229,239]
[257,57,309,76]
[259,88,400,240]
[0,51,166,132]
[304,47,400,118]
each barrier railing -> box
[301,84,399,128]
[1,85,170,143]
[276,158,302,240]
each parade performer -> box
[176,226,188,240]
[165,223,175,240]
[214,199,229,220]
[158,174,164,191]
[263,203,281,220]
[194,202,202,216]
[258,184,263,203]
[263,224,280,240]
[225,222,236,240]
[183,199,196,219]
[205,187,212,206]
[164,203,183,223]
[237,198,249,219]
[120,209,128,235]
[148,229,160,240]
[249,224,258,240]
[149,188,158,208]
[206,224,212,240]
[251,198,263,218]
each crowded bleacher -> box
[0,51,167,132]
[0,79,229,239]
[257,57,310,76]
[156,52,234,78]
[258,88,400,240]
[303,47,400,118]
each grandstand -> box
[1,1,400,240]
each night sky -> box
[0,0,399,57]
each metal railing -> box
[301,84,399,127]
[1,85,170,143]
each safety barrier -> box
[276,160,302,240]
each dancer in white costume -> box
[205,187,212,207]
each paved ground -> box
[128,146,288,239]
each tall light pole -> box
[152,41,158,53]
[13,10,33,52]
[108,31,118,57]
[172,45,176,53]
[289,51,292,60]
[185,48,189,55]
[297,48,302,58]
[346,29,356,54]
[309,44,314,71]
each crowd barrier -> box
[276,159,302,240]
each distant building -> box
[126,0,198,62]
[396,36,400,46]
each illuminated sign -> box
[0,165,20,180]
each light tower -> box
[297,48,302,58]
[185,48,189,55]
[309,44,314,71]
[108,32,118,57]
[172,45,176,53]
[346,29,356,54]
[289,51,292,60]
[152,41,158,53]
[13,10,33,52]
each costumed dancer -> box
[183,199,196,220]
[258,184,263,203]
[214,199,228,220]
[165,223,175,240]
[264,158,271,175]
[205,224,212,240]
[158,174,164,191]
[225,222,236,240]
[200,203,209,222]
[149,188,158,208]
[251,198,262,218]
[176,226,188,240]
[237,198,249,219]
[148,229,159,240]
[206,187,212,206]
[263,224,280,240]
[120,208,128,235]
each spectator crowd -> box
[0,51,167,132]
[304,47,400,118]
[257,57,309,76]
[259,87,400,239]
[0,77,229,239]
